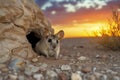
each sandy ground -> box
[38,37,120,75]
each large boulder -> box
[0,0,54,63]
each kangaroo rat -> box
[35,30,64,59]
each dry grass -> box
[95,9,120,50]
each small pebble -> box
[32,58,38,62]
[100,75,107,80]
[113,76,120,80]
[81,66,92,73]
[61,65,71,71]
[0,64,6,69]
[8,74,17,80]
[94,72,102,79]
[58,73,68,80]
[24,64,40,76]
[18,75,24,80]
[33,74,44,80]
[71,73,82,80]
[88,75,96,80]
[1,67,9,72]
[106,69,118,75]
[78,56,87,61]
[46,70,58,80]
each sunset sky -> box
[35,0,120,38]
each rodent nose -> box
[53,45,56,49]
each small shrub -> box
[96,9,120,50]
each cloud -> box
[50,0,65,3]
[63,3,76,12]
[40,0,112,13]
[64,0,111,12]
[41,2,53,10]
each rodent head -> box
[46,30,64,50]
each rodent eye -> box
[56,40,59,44]
[48,39,52,43]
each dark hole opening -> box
[26,32,40,48]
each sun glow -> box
[53,22,107,38]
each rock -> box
[58,73,68,80]
[0,0,54,63]
[101,70,106,74]
[96,55,107,59]
[100,75,107,80]
[24,64,40,76]
[101,55,107,59]
[1,67,9,72]
[76,71,83,76]
[88,75,96,80]
[46,70,58,80]
[73,46,77,50]
[4,75,9,80]
[81,66,92,73]
[32,58,38,62]
[92,67,97,72]
[0,64,6,69]
[0,77,3,80]
[39,63,48,72]
[96,55,100,58]
[94,72,103,80]
[71,73,82,80]
[18,75,25,80]
[8,58,25,71]
[61,65,71,71]
[113,64,118,67]
[113,67,120,71]
[106,69,118,75]
[78,46,84,48]
[112,76,120,80]
[8,74,17,80]
[33,73,44,80]
[78,56,87,61]
[0,54,10,63]
[55,68,61,73]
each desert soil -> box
[2,38,119,80]
[39,37,120,76]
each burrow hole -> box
[26,31,40,49]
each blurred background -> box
[35,0,120,38]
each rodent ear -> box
[56,30,64,40]
[43,28,50,37]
